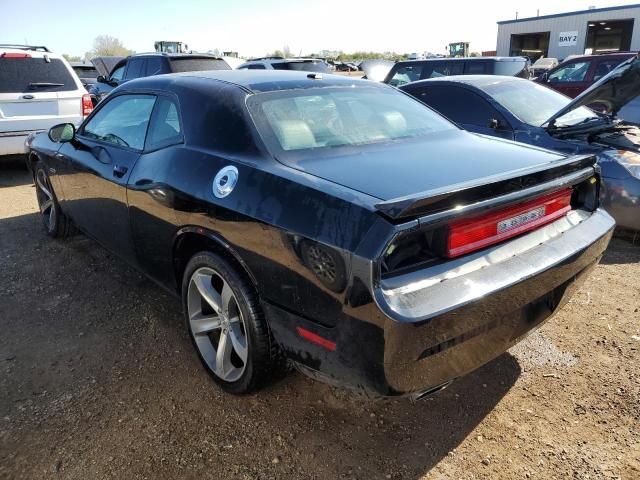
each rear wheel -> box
[182,251,279,394]
[34,165,75,238]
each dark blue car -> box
[88,53,230,105]
[400,55,640,231]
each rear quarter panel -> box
[125,81,386,329]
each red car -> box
[536,52,636,98]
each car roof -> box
[561,52,637,61]
[122,70,385,94]
[395,57,526,65]
[402,75,526,90]
[127,52,224,60]
[0,47,63,59]
[245,57,324,63]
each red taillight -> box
[82,94,93,117]
[1,52,31,58]
[446,188,572,258]
[296,327,336,351]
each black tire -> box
[33,164,76,239]
[182,251,280,394]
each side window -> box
[449,62,464,75]
[421,62,446,79]
[593,60,621,81]
[124,59,146,80]
[145,57,164,76]
[412,86,506,127]
[388,64,423,86]
[82,94,156,150]
[548,61,591,83]
[110,65,125,82]
[247,64,266,70]
[146,96,183,150]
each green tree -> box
[266,49,285,58]
[87,35,134,59]
[62,54,83,62]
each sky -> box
[1,0,638,57]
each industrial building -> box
[496,4,640,60]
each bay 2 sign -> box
[559,31,579,47]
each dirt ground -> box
[1,161,639,480]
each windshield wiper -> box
[548,116,612,134]
[553,116,605,129]
[28,82,64,88]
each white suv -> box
[237,57,331,72]
[0,45,92,161]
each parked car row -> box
[0,45,242,162]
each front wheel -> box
[34,165,75,238]
[182,251,280,394]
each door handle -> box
[113,165,128,178]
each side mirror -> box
[96,75,107,83]
[48,123,76,143]
[488,118,501,130]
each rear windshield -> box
[494,59,528,77]
[386,61,465,86]
[271,61,330,73]
[532,58,556,68]
[0,57,77,93]
[168,58,230,72]
[72,66,98,79]
[387,64,425,86]
[247,86,455,154]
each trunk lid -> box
[287,130,579,218]
[0,90,83,133]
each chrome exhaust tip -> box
[410,380,453,402]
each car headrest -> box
[273,120,316,151]
[380,111,407,137]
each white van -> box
[0,45,92,161]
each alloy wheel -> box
[187,267,248,382]
[35,169,56,231]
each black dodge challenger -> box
[26,71,615,399]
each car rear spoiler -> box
[374,155,598,221]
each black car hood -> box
[546,53,640,126]
[285,130,566,203]
[90,56,125,77]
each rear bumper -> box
[379,209,614,394]
[265,209,613,396]
[0,130,39,157]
